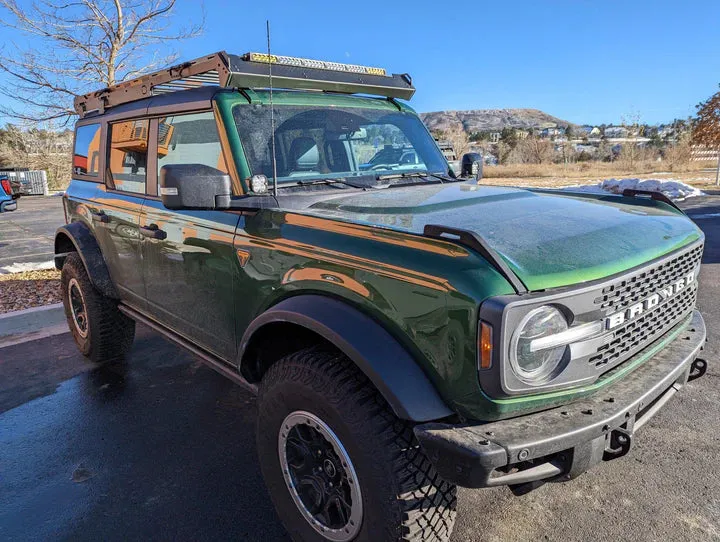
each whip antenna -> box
[267,20,278,197]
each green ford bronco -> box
[56,51,708,541]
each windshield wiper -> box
[375,171,455,184]
[277,177,369,189]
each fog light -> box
[251,174,268,194]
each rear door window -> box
[108,119,149,194]
[73,124,101,177]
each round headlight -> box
[510,306,568,384]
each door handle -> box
[91,210,110,223]
[139,224,167,240]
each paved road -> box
[0,196,65,271]
[1,196,720,541]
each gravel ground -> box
[0,269,61,314]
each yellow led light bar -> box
[245,52,387,77]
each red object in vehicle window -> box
[0,177,12,195]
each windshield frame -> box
[230,97,450,192]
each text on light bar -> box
[244,52,387,77]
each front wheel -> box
[257,347,457,542]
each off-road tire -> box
[257,347,457,542]
[61,252,135,363]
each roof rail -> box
[74,51,415,118]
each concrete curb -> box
[0,303,65,337]
[0,260,56,274]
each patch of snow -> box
[0,260,56,274]
[559,178,704,201]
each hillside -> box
[419,108,577,133]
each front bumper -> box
[415,310,707,489]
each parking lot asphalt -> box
[0,196,65,271]
[1,195,720,541]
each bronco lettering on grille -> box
[604,270,697,330]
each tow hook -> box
[688,358,707,382]
[603,427,633,460]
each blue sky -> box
[3,0,720,125]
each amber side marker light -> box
[236,249,251,267]
[479,322,493,369]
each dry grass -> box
[0,269,61,314]
[484,160,714,180]
[482,161,719,190]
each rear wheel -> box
[61,252,135,363]
[257,347,457,542]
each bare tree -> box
[494,141,513,165]
[692,86,720,184]
[557,141,577,165]
[0,123,73,188]
[0,0,204,123]
[509,136,553,164]
[443,124,471,159]
[663,132,692,172]
[620,110,643,138]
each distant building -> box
[658,125,674,139]
[604,126,629,138]
[540,126,564,138]
[644,126,659,138]
[574,144,596,153]
[581,126,602,137]
[489,132,501,143]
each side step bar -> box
[423,224,528,294]
[118,304,257,394]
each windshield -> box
[233,104,448,184]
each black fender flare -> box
[54,221,119,299]
[239,295,454,422]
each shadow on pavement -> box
[0,328,290,541]
[683,198,720,264]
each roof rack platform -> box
[74,51,415,118]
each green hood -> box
[305,183,703,291]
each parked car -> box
[0,174,19,212]
[56,51,707,542]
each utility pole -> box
[716,151,720,186]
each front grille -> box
[588,243,702,370]
[589,284,697,368]
[594,243,703,312]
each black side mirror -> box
[461,153,483,180]
[160,164,232,210]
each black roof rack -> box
[74,51,415,118]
